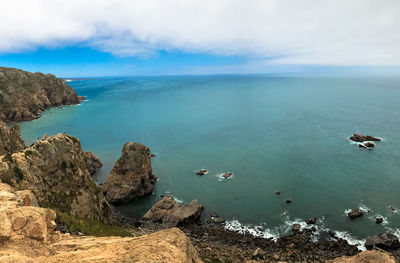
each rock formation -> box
[350,134,381,142]
[0,133,112,224]
[347,209,363,219]
[143,196,203,226]
[0,67,81,122]
[101,142,157,204]
[0,120,25,155]
[365,233,400,250]
[328,250,396,263]
[84,150,103,175]
[0,183,202,263]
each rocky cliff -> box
[0,183,203,263]
[0,120,25,155]
[0,132,112,224]
[0,67,81,122]
[101,142,157,204]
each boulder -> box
[329,230,337,239]
[286,199,292,203]
[222,172,233,179]
[358,144,367,149]
[347,209,363,219]
[364,142,375,148]
[365,233,400,250]
[143,196,203,226]
[376,217,384,224]
[292,223,301,232]
[306,217,317,225]
[195,169,208,176]
[350,134,381,142]
[328,250,396,263]
[275,191,281,195]
[84,151,103,175]
[101,142,157,204]
[252,247,266,260]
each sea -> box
[13,74,400,249]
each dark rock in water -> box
[350,134,381,142]
[365,233,400,250]
[306,217,317,225]
[329,230,337,239]
[292,223,301,232]
[347,209,363,219]
[389,206,396,212]
[195,169,208,176]
[376,217,384,224]
[150,153,157,157]
[364,142,375,148]
[257,226,263,231]
[275,191,281,195]
[251,247,266,260]
[211,215,225,224]
[222,172,233,179]
[101,142,157,204]
[358,143,368,149]
[286,199,292,203]
[143,195,203,226]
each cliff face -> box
[0,183,203,263]
[0,133,112,224]
[0,120,25,155]
[102,142,157,204]
[0,67,80,122]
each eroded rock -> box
[101,142,157,204]
[84,151,103,175]
[365,233,400,250]
[143,196,203,226]
[347,209,363,219]
[350,134,381,142]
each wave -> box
[224,215,366,251]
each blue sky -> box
[0,1,399,77]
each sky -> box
[0,0,399,77]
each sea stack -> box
[101,142,157,204]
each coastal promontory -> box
[0,67,81,122]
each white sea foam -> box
[334,231,366,251]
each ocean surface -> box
[14,74,400,248]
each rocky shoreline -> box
[1,68,399,262]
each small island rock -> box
[347,209,363,219]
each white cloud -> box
[0,0,399,65]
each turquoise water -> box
[15,75,400,245]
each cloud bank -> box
[1,0,399,65]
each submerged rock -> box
[101,142,157,204]
[0,67,81,122]
[347,209,363,219]
[350,134,381,142]
[84,151,103,175]
[275,191,281,195]
[143,196,203,226]
[286,199,292,203]
[358,143,368,149]
[365,233,400,250]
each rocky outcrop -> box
[350,134,381,142]
[101,142,157,204]
[0,67,81,122]
[84,151,103,175]
[347,209,363,219]
[365,233,400,250]
[0,120,25,155]
[0,183,56,242]
[0,133,112,224]
[143,196,203,226]
[0,183,202,263]
[328,250,396,263]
